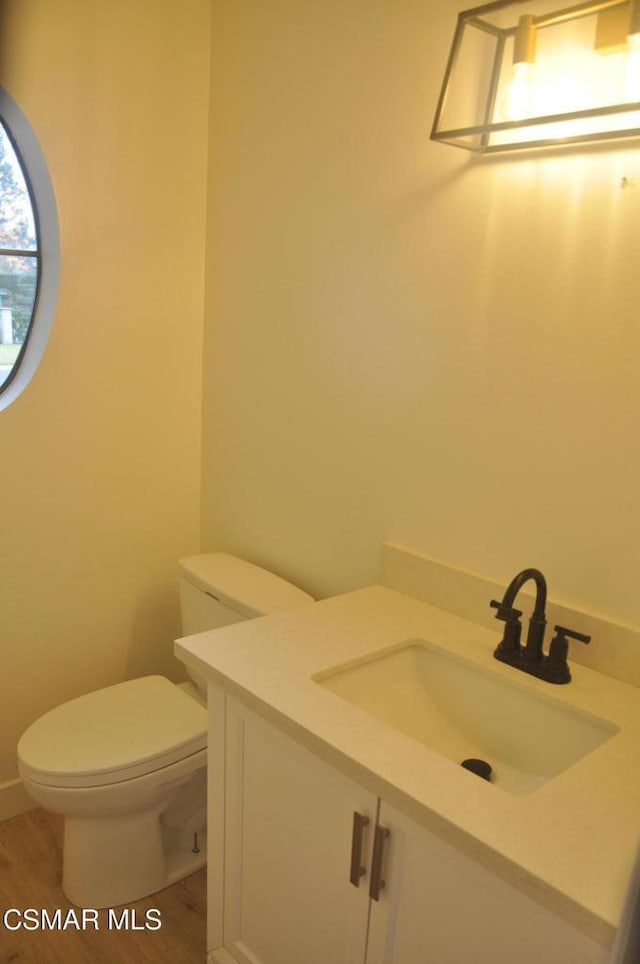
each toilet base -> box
[62,809,207,909]
[20,753,209,909]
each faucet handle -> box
[490,599,522,621]
[545,624,591,683]
[552,624,591,645]
[490,599,522,655]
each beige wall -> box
[0,0,209,791]
[202,1,640,630]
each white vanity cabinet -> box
[217,696,375,964]
[365,802,607,964]
[209,695,609,964]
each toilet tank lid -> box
[178,553,314,617]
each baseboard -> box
[0,777,36,821]
[209,948,237,963]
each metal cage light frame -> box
[431,0,640,152]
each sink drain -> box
[460,758,492,782]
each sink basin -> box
[314,639,618,795]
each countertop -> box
[175,584,640,947]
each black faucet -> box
[490,568,590,684]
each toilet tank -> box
[178,553,314,636]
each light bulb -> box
[501,61,535,121]
[623,32,640,101]
[500,15,537,122]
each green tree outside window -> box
[0,119,39,392]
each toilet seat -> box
[18,676,207,789]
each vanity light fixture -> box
[431,0,640,153]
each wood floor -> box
[0,808,206,964]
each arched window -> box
[0,90,59,410]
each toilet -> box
[17,553,313,909]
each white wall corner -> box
[0,777,36,822]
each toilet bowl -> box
[17,554,313,908]
[19,676,208,908]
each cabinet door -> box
[366,802,609,964]
[222,698,376,964]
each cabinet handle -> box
[369,825,390,901]
[349,811,370,887]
